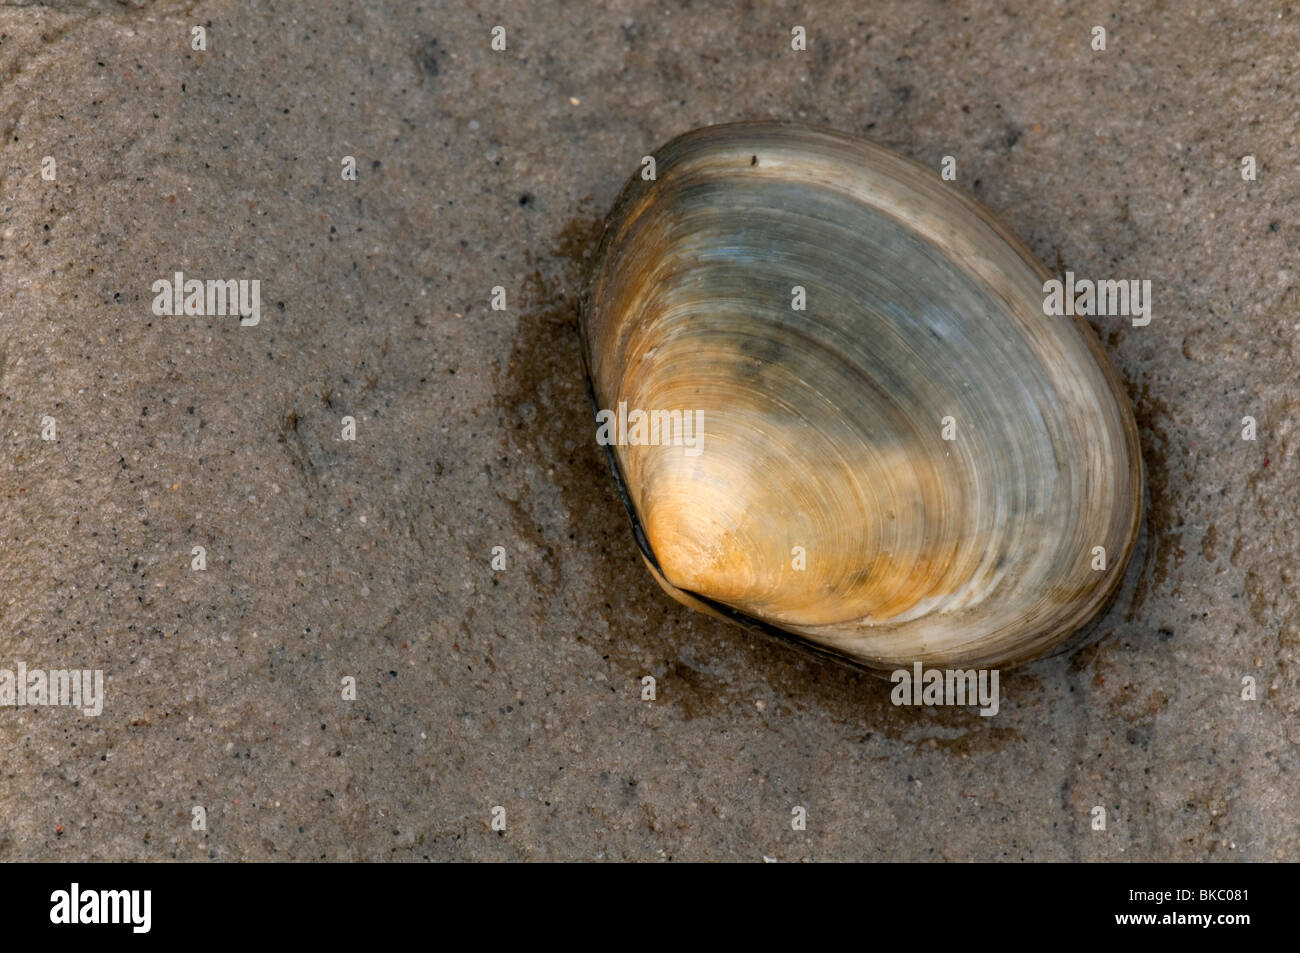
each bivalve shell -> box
[580,122,1144,672]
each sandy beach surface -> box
[0,0,1296,861]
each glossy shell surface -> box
[581,122,1143,671]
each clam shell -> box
[581,122,1143,671]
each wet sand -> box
[0,0,1295,860]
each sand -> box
[0,0,1295,860]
